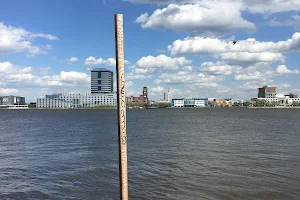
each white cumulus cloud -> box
[0,22,58,56]
[128,0,300,13]
[0,62,90,88]
[169,32,300,56]
[182,66,193,71]
[133,54,191,73]
[234,71,264,81]
[0,88,19,95]
[126,0,192,4]
[275,65,300,75]
[219,52,285,64]
[200,62,241,75]
[151,86,165,93]
[154,70,223,87]
[268,15,300,31]
[68,57,78,62]
[85,56,130,66]
[135,3,255,35]
[168,32,300,64]
[126,73,152,81]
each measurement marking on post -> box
[115,14,128,200]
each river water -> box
[0,108,299,200]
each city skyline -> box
[1,0,300,102]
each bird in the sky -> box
[232,40,237,45]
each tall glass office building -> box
[91,68,113,93]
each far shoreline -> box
[248,106,300,109]
[1,106,300,110]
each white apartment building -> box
[257,94,300,106]
[172,99,184,107]
[37,93,116,108]
[172,98,208,108]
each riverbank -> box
[2,106,300,110]
[0,107,117,110]
[249,106,300,109]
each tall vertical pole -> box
[115,14,128,200]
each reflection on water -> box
[0,109,299,199]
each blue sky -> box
[0,0,300,102]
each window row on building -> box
[0,96,26,105]
[172,98,208,108]
[257,97,300,106]
[37,93,117,108]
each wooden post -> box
[115,14,128,200]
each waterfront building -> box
[36,67,116,109]
[91,68,113,94]
[0,96,26,105]
[172,99,184,107]
[258,86,277,98]
[4,105,29,109]
[126,96,139,103]
[225,99,245,107]
[224,99,244,104]
[285,93,298,98]
[172,98,208,108]
[208,98,245,107]
[37,93,116,108]
[213,98,225,107]
[254,86,300,106]
[29,102,37,108]
[142,87,148,104]
[126,87,150,105]
[255,93,300,106]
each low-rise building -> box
[255,93,300,106]
[172,99,184,107]
[126,96,139,103]
[172,98,208,108]
[285,93,298,98]
[126,87,150,105]
[209,98,225,107]
[29,102,37,108]
[37,93,116,108]
[224,99,245,107]
[0,96,26,105]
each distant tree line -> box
[126,102,171,108]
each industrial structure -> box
[126,86,150,105]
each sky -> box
[0,0,300,102]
